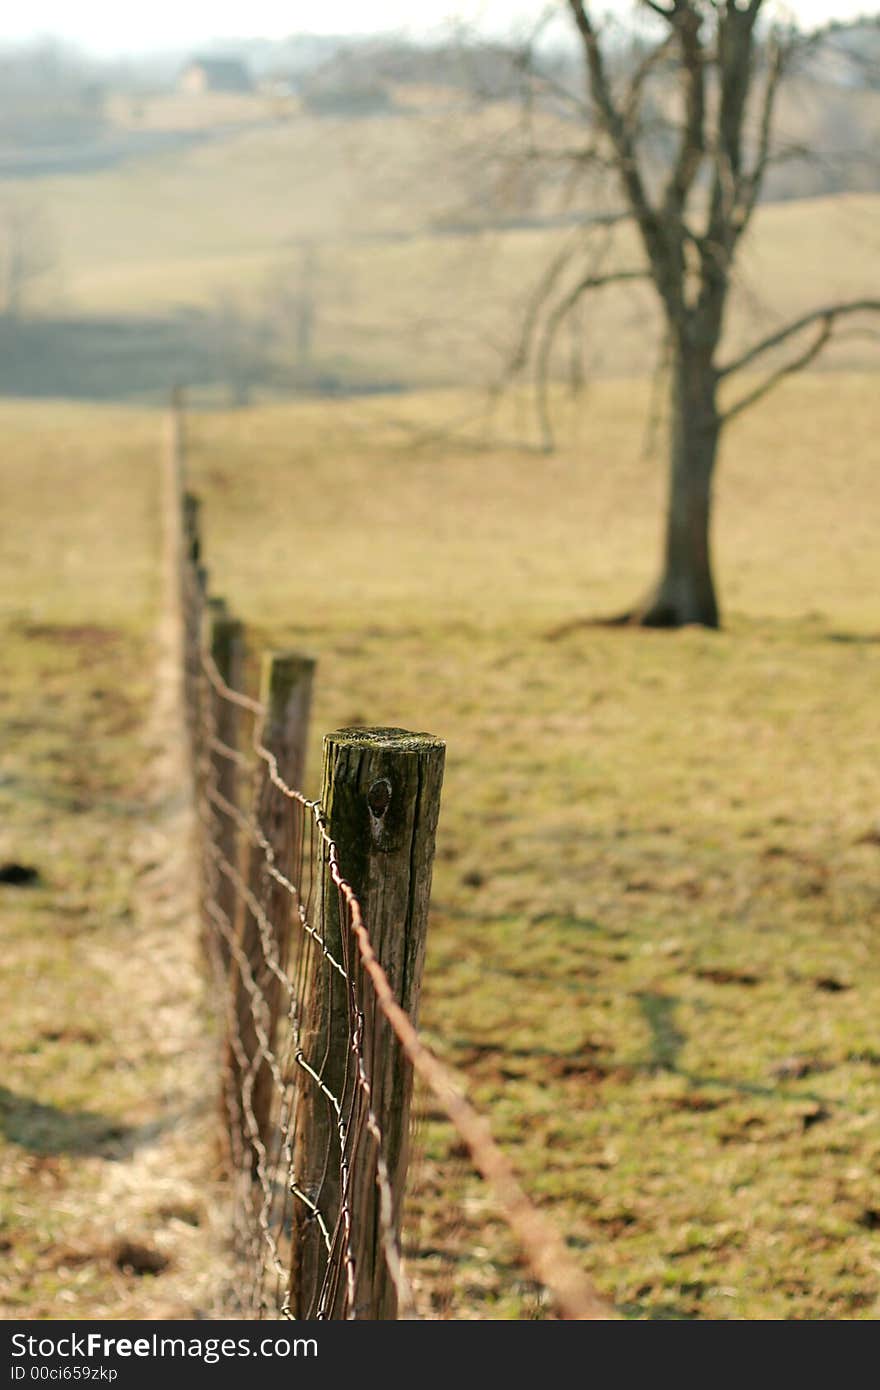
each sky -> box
[0,1,873,57]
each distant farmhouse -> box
[179,57,254,95]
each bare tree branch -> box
[720,299,880,420]
[505,234,583,381]
[502,212,634,385]
[533,266,651,450]
[721,317,833,422]
[662,5,706,222]
[732,30,786,238]
[566,1,671,300]
[718,299,880,378]
[623,30,675,127]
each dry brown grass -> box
[2,370,878,1319]
[181,372,880,1319]
[11,92,878,394]
[0,405,234,1318]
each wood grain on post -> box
[203,603,244,966]
[230,651,315,1173]
[290,727,445,1321]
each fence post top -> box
[203,603,241,633]
[326,727,445,753]
[263,649,318,679]
[261,650,317,716]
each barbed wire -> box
[171,426,614,1322]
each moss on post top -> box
[323,729,446,857]
[327,727,445,753]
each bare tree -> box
[512,2,880,628]
[268,242,320,371]
[206,251,329,403]
[0,196,53,320]
[210,291,272,407]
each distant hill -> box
[809,17,880,89]
[0,19,877,403]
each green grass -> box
[2,375,879,1319]
[178,373,880,1319]
[0,405,228,1317]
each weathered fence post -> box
[202,601,245,965]
[290,727,445,1320]
[179,493,204,757]
[182,493,201,563]
[170,382,186,456]
[229,651,316,1174]
[162,395,185,620]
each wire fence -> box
[167,403,614,1321]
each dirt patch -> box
[695,967,760,987]
[0,863,39,885]
[113,1240,171,1277]
[0,548,235,1318]
[14,621,123,648]
[814,976,851,994]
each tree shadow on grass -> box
[0,312,407,403]
[824,631,880,646]
[618,1299,697,1320]
[636,992,687,1072]
[0,313,219,402]
[0,1085,138,1158]
[631,994,833,1105]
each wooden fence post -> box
[182,492,201,564]
[180,494,203,754]
[202,602,245,966]
[229,651,315,1174]
[170,383,186,460]
[290,727,445,1320]
[162,395,185,626]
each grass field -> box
[7,95,879,397]
[0,407,233,1317]
[4,372,876,1319]
[184,377,880,1319]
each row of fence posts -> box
[166,402,446,1319]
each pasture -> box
[2,374,878,1317]
[5,96,879,400]
[0,407,231,1316]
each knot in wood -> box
[367,777,392,819]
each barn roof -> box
[182,57,253,87]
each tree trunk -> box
[635,344,721,629]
